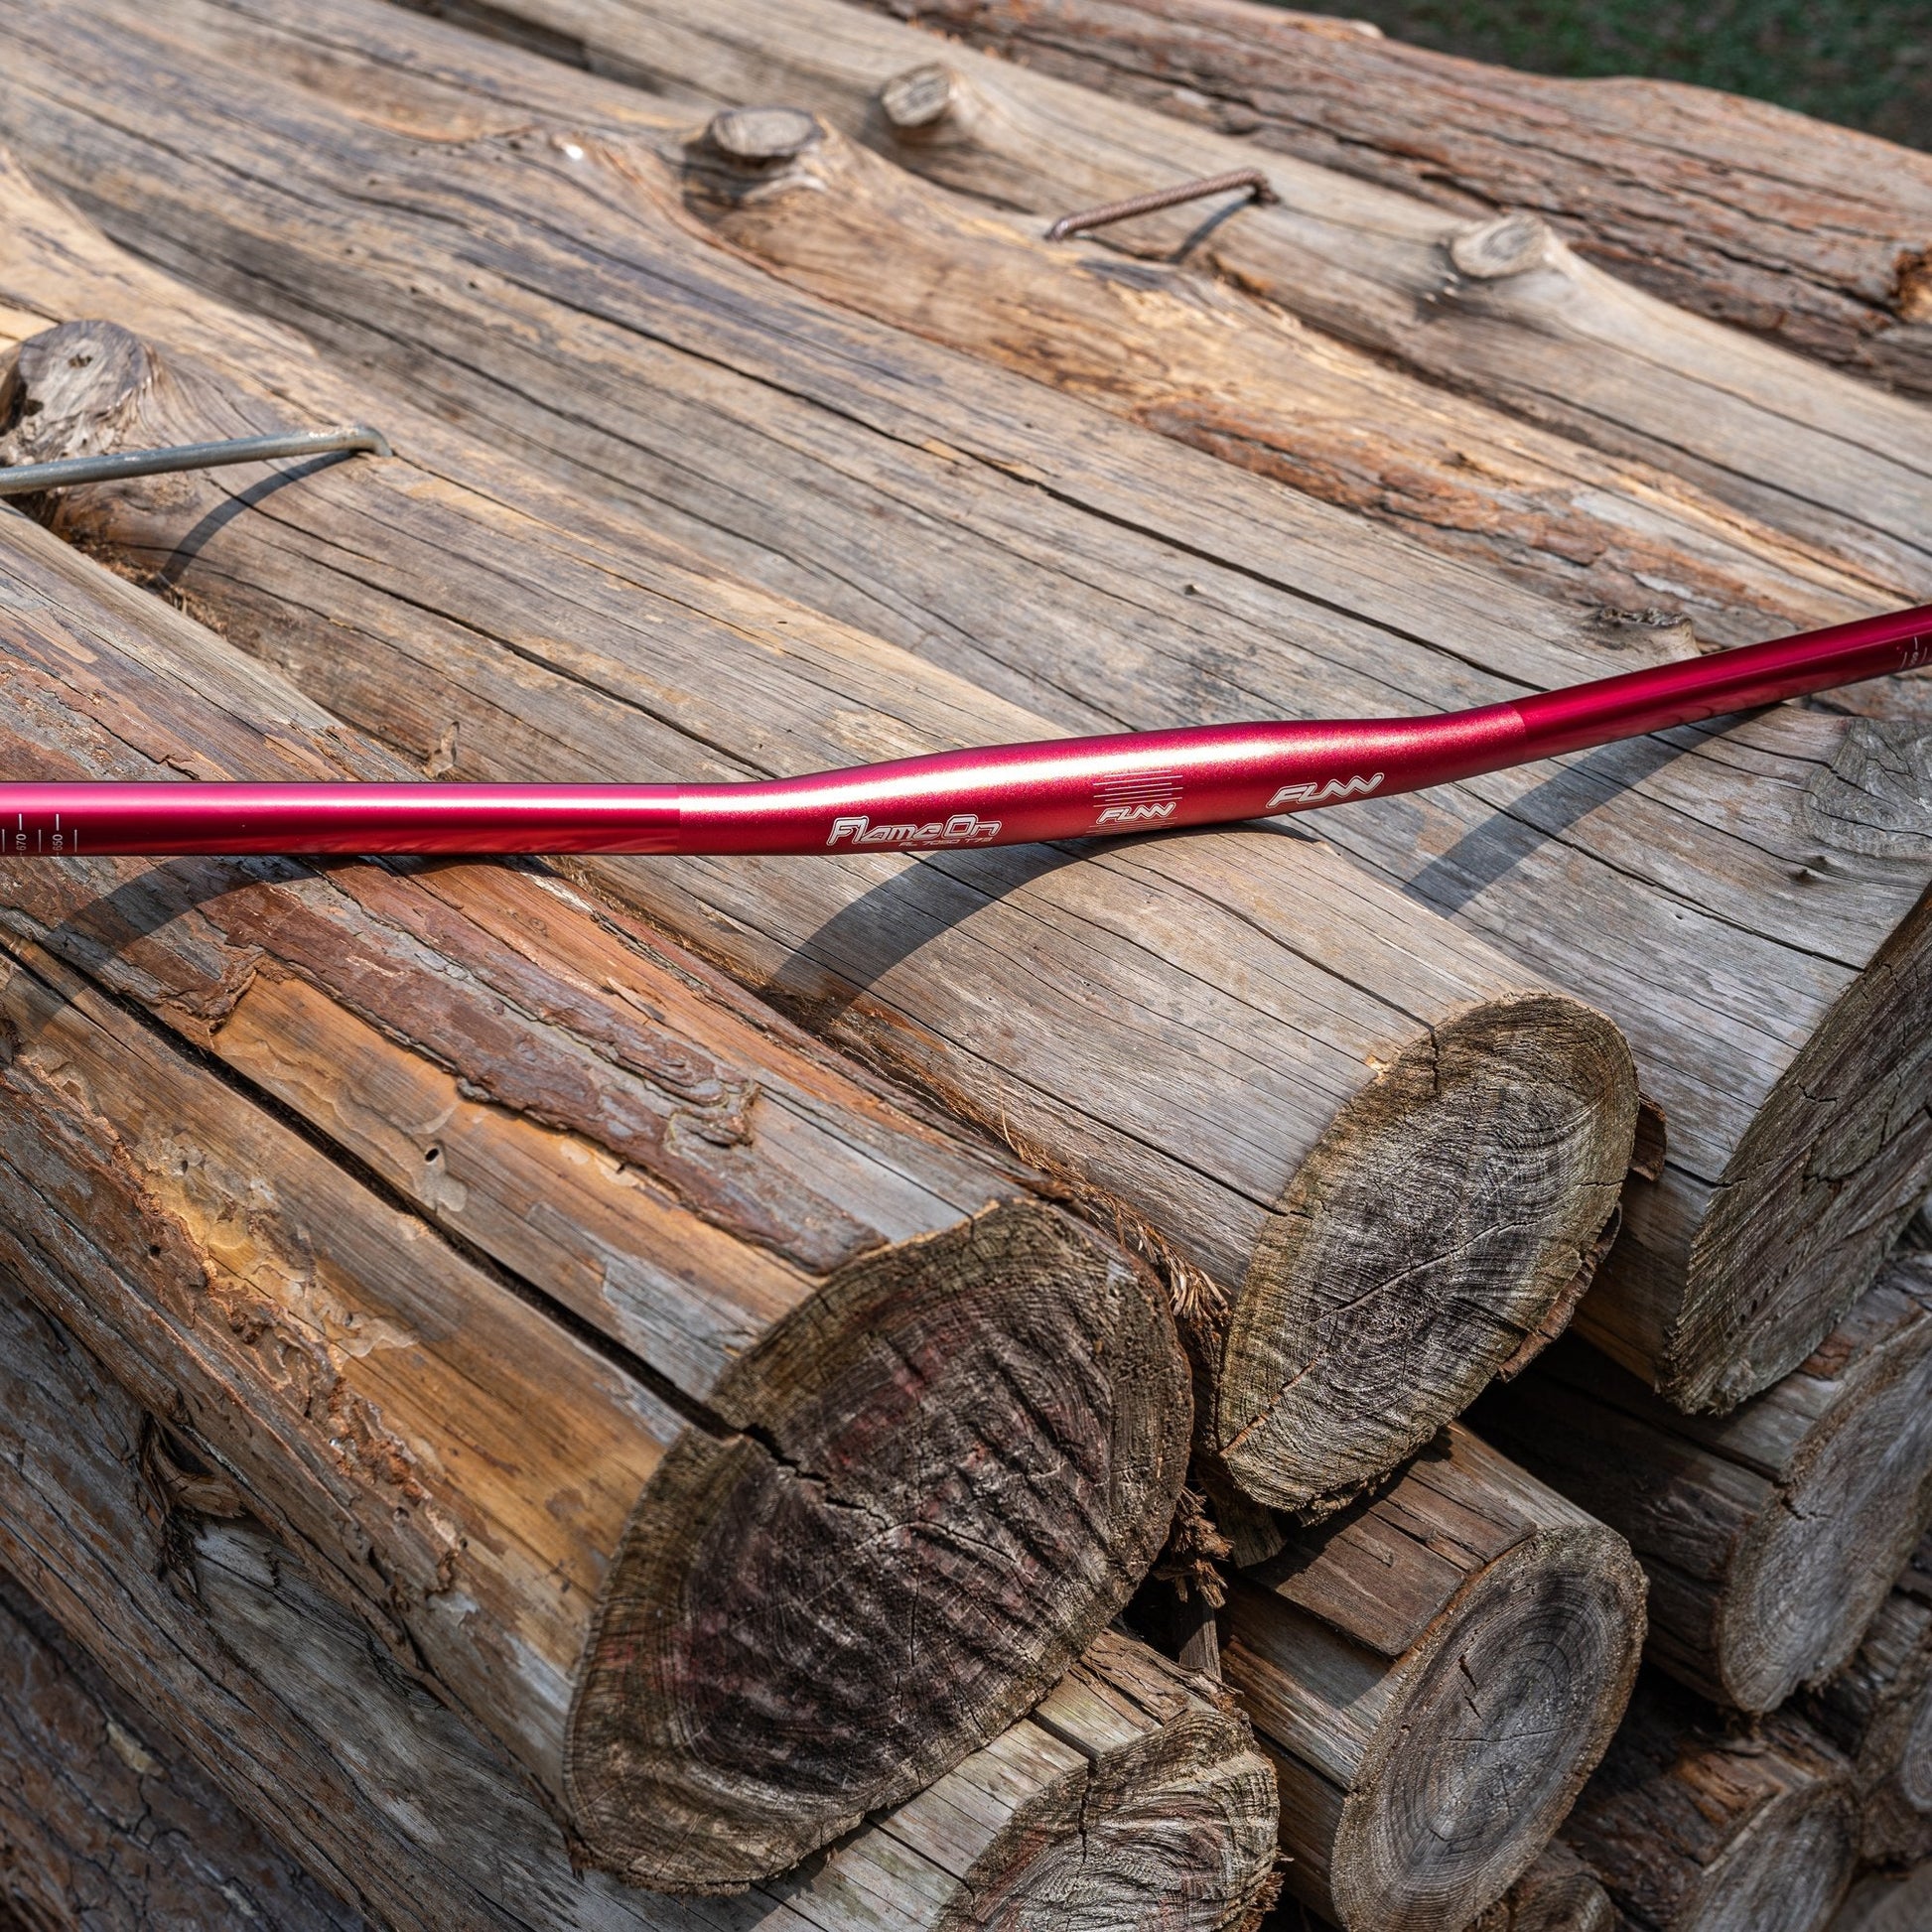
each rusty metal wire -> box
[1043,168,1277,243]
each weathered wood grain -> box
[0,507,1198,1890]
[392,0,1932,603]
[3,0,1914,1416]
[1830,1864,1932,1932]
[0,1274,1280,1932]
[1562,1676,1858,1932]
[1477,1258,1932,1714]
[0,176,1639,1515]
[1802,1531,1932,1868]
[0,1570,361,1932]
[1223,1425,1645,1930]
[674,101,1887,647]
[1467,1844,1617,1932]
[834,0,1932,401]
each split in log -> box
[829,0,1932,402]
[1802,1530,1932,1866]
[0,510,1198,1890]
[1466,1844,1617,1932]
[1220,1424,1645,1930]
[673,99,1888,647]
[0,1272,1281,1932]
[0,192,1643,1516]
[389,0,1932,605]
[1829,1864,1932,1932]
[1475,1257,1932,1714]
[0,1569,361,1932]
[0,2,1910,1414]
[1562,1675,1859,1932]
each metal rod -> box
[1,602,1926,859]
[1044,169,1277,243]
[0,426,393,497]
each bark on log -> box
[1465,1845,1616,1932]
[0,1569,364,1932]
[673,100,1888,647]
[1221,1424,1645,1930]
[0,2,1912,1416]
[833,0,1932,403]
[0,179,1642,1515]
[0,509,1200,1890]
[386,0,1932,607]
[1476,1259,1932,1715]
[1561,1676,1859,1932]
[0,1275,1280,1932]
[1802,1530,1932,1867]
[1830,1865,1932,1932]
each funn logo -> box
[827,812,1003,849]
[1266,772,1385,810]
[1095,800,1178,827]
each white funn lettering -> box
[1095,801,1178,827]
[1267,772,1384,811]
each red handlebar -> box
[5,604,1927,858]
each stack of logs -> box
[0,0,1928,1925]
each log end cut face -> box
[564,1199,1192,1891]
[1215,995,1637,1512]
[1673,876,1932,1414]
[1720,1274,1932,1713]
[951,1708,1281,1932]
[1332,1524,1646,1932]
[1672,1777,1859,1932]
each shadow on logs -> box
[0,178,1639,1523]
[0,512,1198,1891]
[0,1272,1282,1932]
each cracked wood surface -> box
[837,0,1932,403]
[0,1568,361,1932]
[674,99,1889,648]
[1561,1676,1858,1932]
[1466,1844,1617,1932]
[0,162,1639,1517]
[396,0,1932,609]
[0,510,1195,1890]
[1801,1529,1932,1867]
[5,0,1917,1415]
[0,1275,1277,1932]
[1221,1424,1644,1930]
[1477,1256,1932,1715]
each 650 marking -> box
[11,814,77,855]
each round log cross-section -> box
[1222,1426,1645,1930]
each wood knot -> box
[1,319,156,472]
[879,62,961,136]
[704,105,824,168]
[1449,212,1557,282]
[1892,246,1932,325]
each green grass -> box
[1277,0,1932,146]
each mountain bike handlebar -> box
[4,603,1927,859]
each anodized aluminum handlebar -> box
[4,603,1928,859]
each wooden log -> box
[1561,1676,1859,1932]
[386,0,1932,605]
[0,510,1200,1890]
[0,4,1913,1416]
[0,183,1642,1515]
[1467,1845,1617,1932]
[673,99,1887,647]
[1475,1258,1932,1715]
[0,1568,364,1932]
[1830,1864,1932,1932]
[0,1273,1281,1932]
[1801,1530,1932,1867]
[1221,1424,1646,1930]
[831,0,1932,403]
